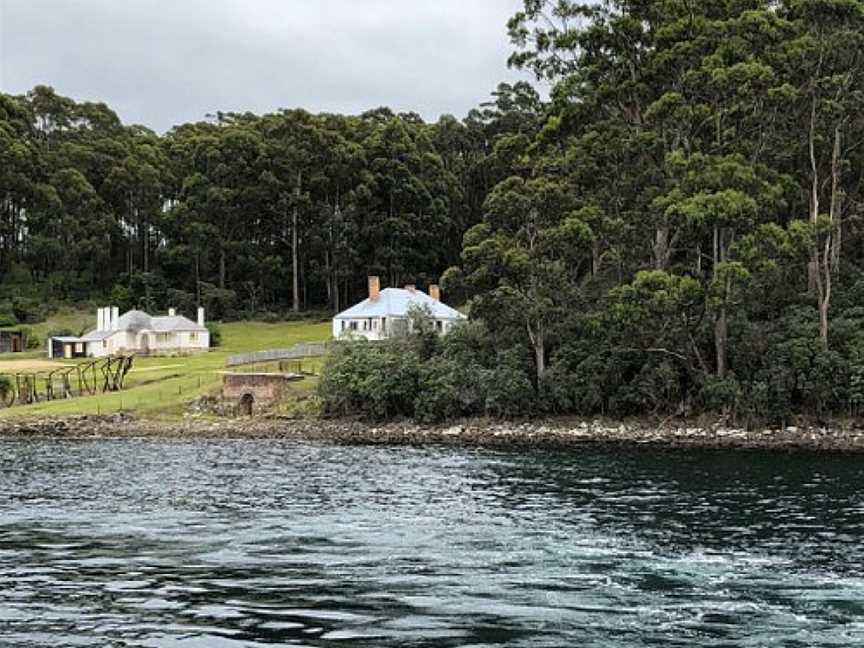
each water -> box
[1,439,863,647]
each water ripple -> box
[1,439,863,646]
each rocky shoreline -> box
[1,414,864,452]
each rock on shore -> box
[1,414,864,452]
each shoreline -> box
[1,415,864,452]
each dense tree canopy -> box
[442,0,864,424]
[0,83,536,320]
[7,0,864,424]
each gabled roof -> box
[334,288,466,321]
[150,315,205,332]
[79,310,207,339]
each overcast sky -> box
[0,0,533,132]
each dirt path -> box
[0,360,71,372]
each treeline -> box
[325,0,864,425]
[0,82,542,322]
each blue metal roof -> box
[334,288,466,321]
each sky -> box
[0,0,533,132]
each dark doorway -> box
[239,393,254,416]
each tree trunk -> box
[654,228,669,269]
[219,247,226,290]
[195,253,201,306]
[714,308,727,379]
[808,94,820,295]
[142,216,149,273]
[527,321,545,384]
[292,171,301,313]
[829,125,843,275]
[592,240,601,277]
[713,226,728,379]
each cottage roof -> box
[334,288,466,321]
[79,310,207,339]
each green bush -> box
[11,297,47,324]
[0,375,11,401]
[700,376,742,414]
[482,352,535,418]
[206,322,223,347]
[414,356,485,423]
[319,340,421,419]
[0,302,17,327]
[19,327,41,350]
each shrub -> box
[482,352,535,418]
[19,327,41,350]
[257,311,282,323]
[206,322,223,347]
[165,289,196,315]
[11,297,47,324]
[0,302,17,327]
[700,375,742,415]
[538,363,579,414]
[110,284,133,312]
[200,283,238,320]
[0,375,11,402]
[414,357,464,423]
[319,340,421,420]
[414,356,485,423]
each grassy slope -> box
[0,318,331,420]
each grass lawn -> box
[0,319,331,420]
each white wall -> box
[86,330,210,356]
[333,317,389,341]
[332,317,459,340]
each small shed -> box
[0,330,26,354]
[50,337,92,360]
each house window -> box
[190,333,198,342]
[102,341,107,349]
[75,343,83,353]
[349,321,358,331]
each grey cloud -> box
[0,0,532,131]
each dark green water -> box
[0,439,862,647]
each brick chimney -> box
[168,308,176,317]
[368,276,381,301]
[404,284,416,293]
[197,307,205,327]
[429,284,441,301]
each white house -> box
[333,276,466,340]
[49,306,210,359]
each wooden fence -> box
[225,342,328,368]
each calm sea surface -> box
[0,439,862,647]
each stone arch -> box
[239,393,254,417]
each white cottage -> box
[49,306,210,358]
[333,276,466,340]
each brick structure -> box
[221,372,302,415]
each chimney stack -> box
[168,308,176,317]
[111,306,119,331]
[368,276,381,301]
[404,284,416,293]
[429,285,441,301]
[97,307,105,331]
[197,307,205,327]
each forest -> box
[6,0,864,424]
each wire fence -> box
[90,375,207,415]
